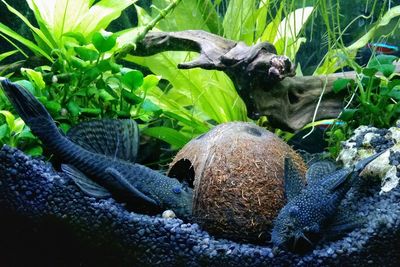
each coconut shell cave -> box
[168,122,307,242]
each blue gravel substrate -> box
[0,145,400,266]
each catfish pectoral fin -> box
[104,167,159,207]
[61,164,111,198]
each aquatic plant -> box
[0,0,190,154]
[123,0,315,139]
[327,54,400,157]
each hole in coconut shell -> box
[244,126,262,137]
[168,159,195,188]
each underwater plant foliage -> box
[326,54,400,157]
[0,0,184,155]
[0,0,317,156]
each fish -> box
[0,78,193,220]
[271,151,384,252]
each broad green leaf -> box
[273,7,313,58]
[126,51,248,123]
[122,70,144,91]
[368,54,398,67]
[21,68,46,90]
[67,101,81,116]
[333,78,353,93]
[122,89,143,104]
[0,22,52,61]
[63,32,87,45]
[92,31,117,53]
[0,124,9,139]
[73,0,135,40]
[142,75,161,91]
[0,110,15,130]
[260,2,283,43]
[153,0,215,32]
[142,126,191,148]
[339,109,358,121]
[45,101,62,114]
[98,89,115,102]
[13,118,25,134]
[74,46,99,61]
[0,50,18,61]
[223,0,257,42]
[141,99,161,112]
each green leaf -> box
[153,0,219,33]
[368,54,398,66]
[13,118,25,134]
[362,67,378,77]
[25,145,43,156]
[98,89,115,102]
[80,108,102,116]
[223,0,257,43]
[141,99,161,112]
[92,31,117,53]
[0,49,18,61]
[74,46,99,61]
[380,64,396,77]
[126,52,248,123]
[122,70,144,90]
[14,80,36,94]
[21,68,46,90]
[0,124,9,139]
[141,126,190,148]
[333,78,353,93]
[122,70,144,91]
[1,0,55,52]
[59,123,71,134]
[121,89,143,105]
[0,110,15,130]
[45,101,62,114]
[315,5,400,75]
[142,75,161,91]
[339,109,358,121]
[0,22,52,61]
[67,101,81,116]
[63,32,87,45]
[73,0,135,40]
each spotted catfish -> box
[272,151,384,252]
[0,78,192,220]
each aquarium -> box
[0,0,400,266]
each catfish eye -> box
[289,205,299,217]
[172,186,182,194]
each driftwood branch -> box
[133,30,400,131]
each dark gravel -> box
[0,145,400,266]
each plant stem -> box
[115,0,182,60]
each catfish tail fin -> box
[0,78,62,143]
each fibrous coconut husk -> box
[168,122,307,242]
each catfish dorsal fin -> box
[284,157,306,201]
[67,119,139,163]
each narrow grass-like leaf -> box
[141,126,191,148]
[223,0,257,43]
[1,0,54,52]
[315,5,400,75]
[0,23,52,61]
[0,50,18,61]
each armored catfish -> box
[0,78,193,220]
[272,151,384,251]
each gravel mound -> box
[0,145,400,266]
